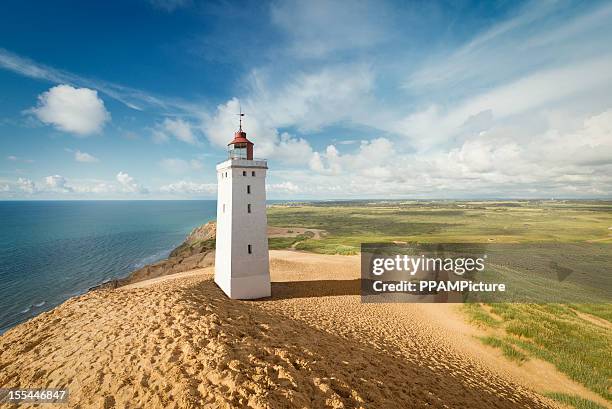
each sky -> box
[0,0,611,200]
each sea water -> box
[0,200,217,333]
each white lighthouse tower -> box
[214,114,271,299]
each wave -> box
[131,248,173,270]
[20,300,45,314]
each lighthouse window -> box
[222,204,225,213]
[247,204,251,213]
[243,171,246,176]
[248,244,252,254]
[247,185,251,194]
[252,171,256,176]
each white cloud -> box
[75,150,99,163]
[163,117,197,144]
[45,175,73,192]
[116,171,148,194]
[395,56,612,150]
[190,159,203,170]
[159,158,189,174]
[89,182,116,194]
[160,180,216,195]
[284,108,612,198]
[159,158,203,174]
[267,181,300,194]
[249,64,375,132]
[200,64,374,161]
[5,155,34,163]
[30,85,110,136]
[163,118,197,145]
[151,128,169,144]
[72,181,117,194]
[203,64,374,138]
[17,178,36,194]
[201,103,315,163]
[152,118,198,145]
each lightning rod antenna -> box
[238,103,244,131]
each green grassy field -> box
[267,200,612,406]
[268,200,612,254]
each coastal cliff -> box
[95,222,217,289]
[93,222,326,290]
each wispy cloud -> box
[270,0,391,59]
[405,1,612,96]
[74,150,99,163]
[0,48,194,113]
[148,0,191,12]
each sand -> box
[0,250,588,408]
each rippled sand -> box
[0,251,559,408]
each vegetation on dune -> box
[570,303,612,322]
[544,393,607,409]
[463,303,502,328]
[464,303,612,401]
[479,336,528,363]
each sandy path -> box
[0,250,581,408]
[262,251,609,408]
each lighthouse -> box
[214,114,271,299]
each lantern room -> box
[228,129,253,160]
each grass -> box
[169,238,215,258]
[467,303,612,401]
[267,200,612,403]
[268,236,303,250]
[267,200,612,253]
[295,240,358,255]
[479,336,528,363]
[570,304,612,321]
[268,232,318,250]
[544,393,607,409]
[463,303,501,328]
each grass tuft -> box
[479,336,528,363]
[544,392,607,409]
[463,304,501,328]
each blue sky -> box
[1,0,611,199]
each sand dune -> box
[0,250,564,408]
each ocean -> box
[0,200,217,333]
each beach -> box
[3,249,604,408]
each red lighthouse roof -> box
[228,130,253,146]
[227,111,254,159]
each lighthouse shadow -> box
[268,279,361,300]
